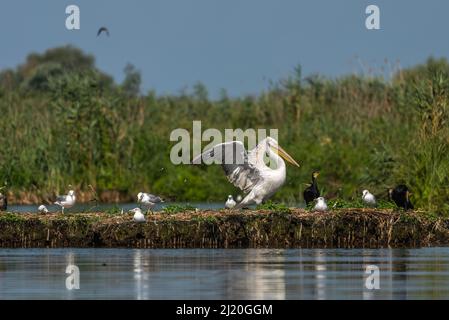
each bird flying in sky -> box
[97,27,110,37]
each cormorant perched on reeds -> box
[0,193,7,211]
[303,171,320,205]
[389,185,414,210]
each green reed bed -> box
[1,46,449,215]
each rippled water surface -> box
[1,248,449,299]
[7,202,224,213]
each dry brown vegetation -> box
[1,209,447,248]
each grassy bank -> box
[1,46,449,214]
[0,209,448,248]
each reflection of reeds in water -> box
[133,250,150,300]
[314,250,327,300]
[226,250,286,300]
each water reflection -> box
[8,203,229,214]
[227,249,286,299]
[1,248,449,299]
[133,250,150,300]
[8,202,307,214]
[314,250,327,300]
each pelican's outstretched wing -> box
[192,141,261,193]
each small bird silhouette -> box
[97,27,110,37]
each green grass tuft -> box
[257,201,291,213]
[162,204,197,214]
[0,213,26,223]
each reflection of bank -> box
[226,249,286,300]
[391,249,408,299]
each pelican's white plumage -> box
[362,190,377,206]
[225,195,236,209]
[193,137,300,209]
[313,197,328,211]
[38,205,49,214]
[54,190,76,214]
[131,208,146,223]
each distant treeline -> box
[0,46,448,214]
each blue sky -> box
[1,0,448,97]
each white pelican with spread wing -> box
[192,137,300,209]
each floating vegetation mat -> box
[0,209,448,248]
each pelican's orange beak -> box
[271,145,300,167]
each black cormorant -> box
[303,171,320,205]
[389,185,414,210]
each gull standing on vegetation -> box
[362,190,377,206]
[313,197,328,212]
[38,205,49,214]
[137,192,164,212]
[54,190,76,214]
[0,193,7,211]
[225,195,236,209]
[192,137,300,209]
[131,208,146,223]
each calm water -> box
[8,201,307,213]
[1,248,449,300]
[7,202,226,214]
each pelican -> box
[38,205,49,214]
[0,193,7,211]
[137,192,164,212]
[54,190,76,214]
[131,208,146,223]
[225,195,236,209]
[192,137,300,209]
[313,197,328,211]
[362,190,376,206]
